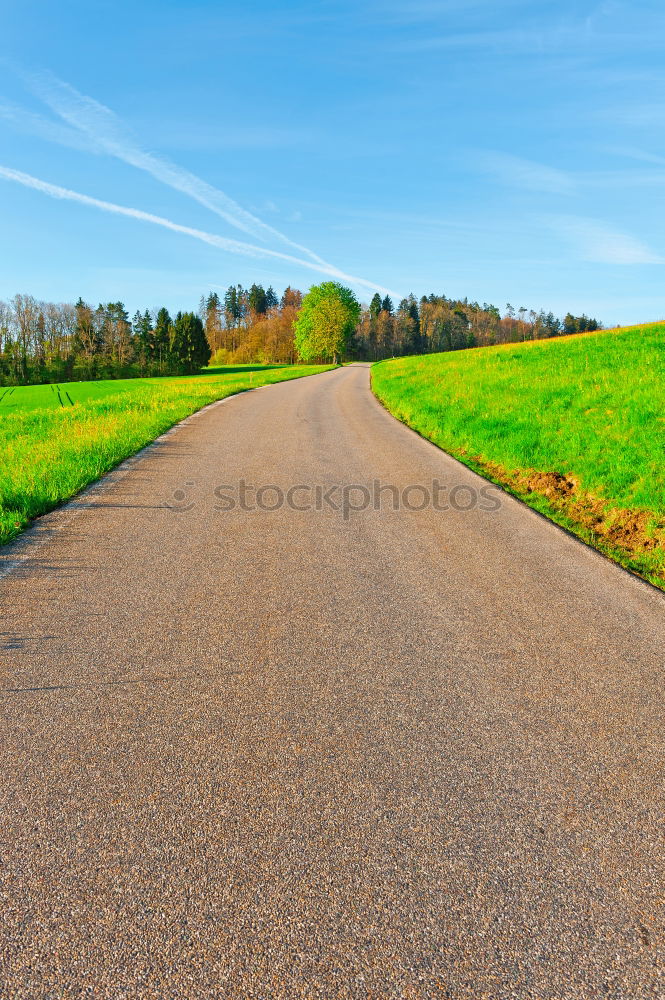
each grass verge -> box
[371,324,665,589]
[0,365,334,546]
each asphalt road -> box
[1,363,664,999]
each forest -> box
[0,283,601,385]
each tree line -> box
[0,295,210,385]
[353,293,601,361]
[0,284,602,385]
[204,285,601,363]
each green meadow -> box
[0,364,333,546]
[372,323,665,587]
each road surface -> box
[1,364,663,999]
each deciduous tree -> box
[294,282,360,363]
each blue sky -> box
[1,0,664,324]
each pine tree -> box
[133,310,153,363]
[203,291,222,352]
[170,312,211,373]
[281,286,302,309]
[369,293,382,320]
[224,285,240,326]
[249,283,267,315]
[153,307,172,370]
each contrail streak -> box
[0,165,397,296]
[26,72,330,265]
[0,98,94,153]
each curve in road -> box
[1,364,663,998]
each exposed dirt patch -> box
[466,455,664,571]
[599,508,663,552]
[521,470,577,500]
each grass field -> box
[0,364,334,546]
[0,365,283,415]
[372,323,665,588]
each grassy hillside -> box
[372,323,665,588]
[0,364,333,546]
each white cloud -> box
[477,152,576,195]
[602,103,665,128]
[391,6,665,54]
[396,27,545,51]
[547,214,663,264]
[365,0,527,25]
[0,165,399,297]
[605,145,665,167]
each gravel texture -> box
[1,363,663,999]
